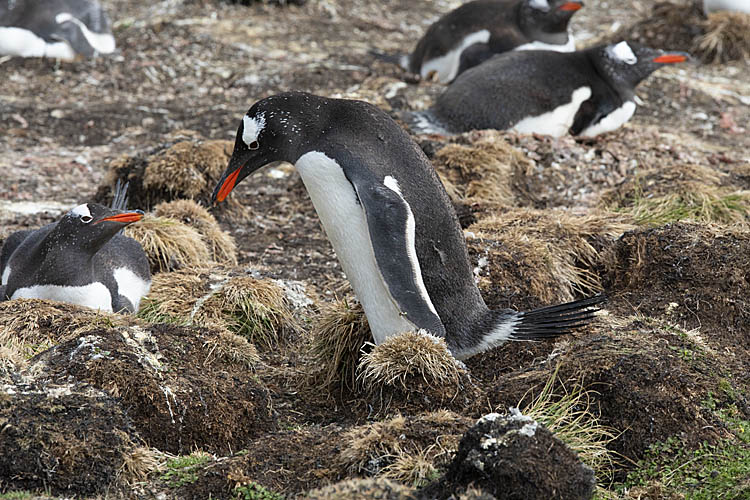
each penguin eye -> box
[248,140,260,150]
[81,215,93,224]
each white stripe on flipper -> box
[382,175,439,317]
[421,29,490,83]
[1,266,10,286]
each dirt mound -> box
[0,381,138,496]
[420,411,596,500]
[602,222,750,351]
[25,324,274,455]
[93,135,236,211]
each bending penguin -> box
[407,41,690,137]
[0,186,150,313]
[382,0,582,83]
[0,0,115,59]
[212,92,604,360]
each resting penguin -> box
[407,41,690,137]
[0,0,115,59]
[0,202,150,313]
[392,0,582,83]
[211,92,604,360]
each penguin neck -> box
[587,50,637,102]
[35,231,97,282]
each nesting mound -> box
[140,267,299,348]
[0,381,138,496]
[357,331,479,413]
[603,222,750,349]
[695,11,750,63]
[0,299,136,364]
[466,209,631,310]
[303,478,416,499]
[600,163,750,226]
[420,411,596,500]
[308,300,371,391]
[125,215,211,273]
[339,410,472,486]
[94,137,235,210]
[27,324,273,455]
[154,199,237,265]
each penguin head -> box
[596,41,690,93]
[523,0,583,33]
[213,92,313,203]
[56,203,144,252]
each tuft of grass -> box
[380,447,441,488]
[160,451,212,488]
[357,331,463,393]
[125,215,211,273]
[233,482,285,500]
[120,446,170,484]
[308,300,371,390]
[0,492,35,499]
[203,329,260,369]
[626,190,750,227]
[694,11,750,63]
[519,366,618,484]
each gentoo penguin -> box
[0,0,115,59]
[703,0,750,14]
[211,92,603,360]
[0,203,150,313]
[408,41,690,137]
[398,0,583,83]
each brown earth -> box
[1,0,749,498]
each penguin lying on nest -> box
[0,183,150,313]
[405,41,690,138]
[374,0,582,83]
[0,0,115,59]
[212,91,604,360]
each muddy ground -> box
[1,0,749,498]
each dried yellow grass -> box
[154,199,237,265]
[308,300,371,390]
[203,329,260,368]
[302,478,414,499]
[380,448,439,487]
[694,11,750,63]
[125,215,211,273]
[357,331,463,393]
[120,446,170,484]
[142,140,231,198]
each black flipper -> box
[510,294,606,340]
[1,230,33,278]
[369,49,409,70]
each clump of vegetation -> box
[694,11,750,63]
[233,482,285,500]
[160,452,213,488]
[125,215,211,273]
[307,300,371,391]
[120,446,170,484]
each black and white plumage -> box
[394,0,582,83]
[407,41,690,137]
[0,0,115,59]
[0,195,150,313]
[211,92,603,360]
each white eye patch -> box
[529,0,551,11]
[608,41,638,65]
[242,113,266,148]
[70,204,91,218]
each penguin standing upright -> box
[398,0,583,83]
[0,193,150,313]
[407,41,690,137]
[211,92,603,360]
[0,0,115,59]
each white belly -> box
[0,27,75,59]
[421,29,491,83]
[11,282,113,311]
[113,267,151,312]
[703,0,750,13]
[295,151,417,344]
[514,33,576,53]
[579,101,636,137]
[512,86,592,137]
[55,12,116,54]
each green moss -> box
[0,492,35,500]
[622,191,750,226]
[160,452,212,488]
[233,482,285,500]
[137,299,188,325]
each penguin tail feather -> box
[510,294,606,341]
[111,179,130,211]
[369,50,409,70]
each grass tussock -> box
[0,299,132,360]
[694,11,750,64]
[357,331,463,393]
[380,448,439,487]
[203,329,260,369]
[125,215,210,273]
[308,300,371,390]
[154,199,237,265]
[469,209,631,301]
[141,268,298,348]
[519,366,618,484]
[120,446,170,484]
[302,478,414,499]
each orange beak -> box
[95,211,144,224]
[652,54,687,64]
[559,2,582,11]
[215,167,242,203]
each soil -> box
[1,0,749,498]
